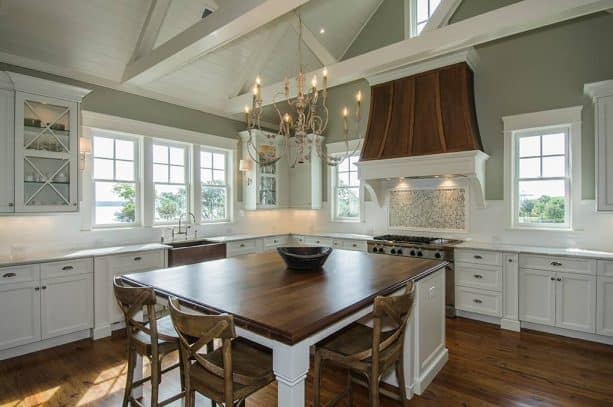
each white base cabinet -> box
[0,266,41,350]
[555,272,596,333]
[597,261,613,337]
[519,268,556,326]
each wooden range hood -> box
[361,62,483,160]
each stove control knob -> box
[410,250,416,256]
[435,252,442,259]
[397,249,403,255]
[417,251,423,257]
[372,246,378,253]
[390,248,396,255]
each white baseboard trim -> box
[456,310,501,326]
[414,348,448,395]
[92,325,112,340]
[500,318,521,332]
[0,329,91,361]
[521,322,613,346]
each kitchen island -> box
[123,249,448,406]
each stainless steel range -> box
[368,234,463,317]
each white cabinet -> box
[0,265,41,350]
[597,261,613,336]
[519,257,596,333]
[585,80,613,211]
[555,272,596,333]
[226,239,260,257]
[262,235,289,251]
[239,130,288,210]
[0,85,14,213]
[519,268,556,326]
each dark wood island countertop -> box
[122,249,447,345]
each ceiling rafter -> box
[227,0,613,113]
[131,0,172,62]
[230,21,290,98]
[122,0,311,86]
[289,17,336,66]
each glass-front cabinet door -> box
[14,92,78,212]
[256,143,278,208]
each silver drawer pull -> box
[557,277,562,282]
[473,255,483,259]
[3,272,16,278]
[8,202,14,207]
[240,243,245,247]
[550,276,556,281]
[133,256,142,261]
[62,266,74,271]
[352,244,357,247]
[274,240,278,243]
[473,274,483,279]
[316,240,320,243]
[473,299,483,304]
[550,261,562,266]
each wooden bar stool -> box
[113,277,185,407]
[313,282,416,407]
[168,297,275,407]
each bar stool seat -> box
[132,315,179,354]
[317,323,394,359]
[189,338,274,402]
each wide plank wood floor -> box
[1,317,612,406]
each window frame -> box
[152,140,190,225]
[91,130,140,228]
[199,146,231,224]
[503,106,582,232]
[330,153,362,223]
[408,0,441,37]
[512,127,571,229]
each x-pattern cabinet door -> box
[14,92,78,213]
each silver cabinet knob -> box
[474,255,483,259]
[473,299,483,304]
[8,202,14,207]
[550,261,562,266]
[473,274,483,279]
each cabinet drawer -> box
[263,235,289,248]
[520,254,596,275]
[109,250,165,275]
[41,258,93,279]
[305,236,333,246]
[455,249,501,266]
[598,261,613,277]
[292,235,306,244]
[228,240,259,256]
[456,287,502,317]
[0,264,39,285]
[343,240,367,251]
[455,263,502,291]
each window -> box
[153,142,188,223]
[411,0,441,36]
[200,149,229,222]
[333,155,360,221]
[92,131,138,226]
[513,127,571,228]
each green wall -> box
[449,0,521,23]
[0,63,244,140]
[323,12,613,200]
[342,0,404,60]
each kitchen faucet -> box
[172,212,197,240]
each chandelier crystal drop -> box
[244,12,363,168]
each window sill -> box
[331,218,361,224]
[507,226,573,232]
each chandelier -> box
[243,13,362,168]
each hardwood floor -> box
[1,317,612,406]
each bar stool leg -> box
[395,359,408,407]
[123,344,136,407]
[150,355,160,406]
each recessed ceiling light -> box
[319,27,325,34]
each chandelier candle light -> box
[243,13,363,168]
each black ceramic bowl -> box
[277,246,333,271]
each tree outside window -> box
[335,155,360,220]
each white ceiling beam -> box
[227,0,613,113]
[131,0,171,61]
[421,0,463,33]
[122,0,311,85]
[289,17,337,66]
[230,22,290,98]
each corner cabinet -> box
[585,79,613,211]
[4,72,90,213]
[239,130,289,210]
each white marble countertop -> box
[0,243,170,268]
[455,241,613,260]
[206,232,374,242]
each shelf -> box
[24,125,70,134]
[24,181,70,185]
[23,150,71,159]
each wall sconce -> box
[239,159,252,186]
[79,137,91,171]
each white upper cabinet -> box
[585,80,613,211]
[3,72,90,214]
[0,81,15,213]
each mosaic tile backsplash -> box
[389,188,466,231]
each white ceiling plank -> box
[131,0,171,61]
[289,17,336,66]
[227,0,613,113]
[230,21,290,97]
[421,0,464,33]
[122,0,311,85]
